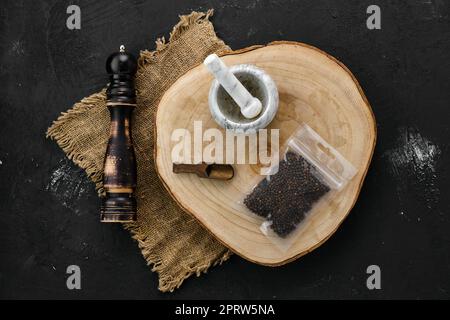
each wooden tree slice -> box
[155,41,376,266]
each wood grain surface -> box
[155,42,376,265]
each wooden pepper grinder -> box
[101,45,138,222]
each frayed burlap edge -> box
[47,90,107,194]
[138,9,215,69]
[127,229,231,292]
[46,9,232,292]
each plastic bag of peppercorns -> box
[243,124,357,251]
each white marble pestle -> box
[204,54,262,119]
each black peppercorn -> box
[244,151,330,238]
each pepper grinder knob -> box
[101,45,138,222]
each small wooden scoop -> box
[173,163,234,180]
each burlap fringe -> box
[138,9,214,71]
[46,90,106,195]
[46,9,230,293]
[124,223,232,292]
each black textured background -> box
[0,0,449,299]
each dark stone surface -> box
[0,0,449,299]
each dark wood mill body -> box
[101,46,137,222]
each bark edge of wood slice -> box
[155,41,377,266]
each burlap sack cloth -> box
[47,10,233,292]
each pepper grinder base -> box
[100,193,137,222]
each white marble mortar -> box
[208,64,279,133]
